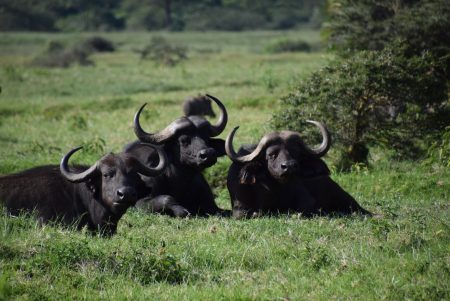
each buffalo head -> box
[60,144,167,215]
[183,95,216,117]
[225,121,330,182]
[134,94,227,170]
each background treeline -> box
[0,0,325,31]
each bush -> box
[31,37,115,68]
[266,39,311,53]
[424,126,450,167]
[138,36,187,67]
[81,36,115,52]
[31,41,94,68]
[326,0,450,74]
[272,45,449,169]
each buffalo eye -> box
[267,151,277,160]
[179,136,191,147]
[103,170,116,178]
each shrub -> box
[138,36,187,67]
[31,41,93,68]
[272,45,449,169]
[266,39,311,53]
[424,126,450,167]
[326,0,450,74]
[81,36,115,52]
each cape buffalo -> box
[0,144,167,235]
[125,94,228,217]
[182,94,215,117]
[225,121,371,218]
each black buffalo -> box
[0,145,166,235]
[125,94,228,217]
[182,94,216,117]
[225,121,371,218]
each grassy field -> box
[0,30,449,300]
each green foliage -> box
[0,0,326,32]
[138,36,187,67]
[203,158,231,192]
[326,0,450,73]
[52,0,124,32]
[83,137,107,154]
[183,7,266,31]
[118,0,167,30]
[272,45,449,169]
[266,38,311,53]
[30,36,115,68]
[31,40,93,68]
[424,126,450,167]
[0,273,12,301]
[0,0,55,31]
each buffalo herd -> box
[0,94,371,235]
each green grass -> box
[0,30,449,300]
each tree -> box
[325,0,450,74]
[272,45,449,169]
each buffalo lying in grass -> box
[0,145,166,235]
[125,94,228,217]
[225,121,371,218]
[183,94,216,117]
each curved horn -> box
[133,103,179,144]
[206,94,228,137]
[225,126,272,163]
[60,147,98,183]
[304,120,331,157]
[132,143,168,176]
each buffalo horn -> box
[134,103,181,144]
[60,147,98,183]
[303,120,331,157]
[225,127,274,163]
[131,143,168,176]
[206,94,228,137]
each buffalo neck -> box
[74,182,120,233]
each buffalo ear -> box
[297,157,330,177]
[124,142,160,167]
[240,170,256,185]
[239,161,263,185]
[210,138,226,157]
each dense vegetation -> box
[273,0,450,168]
[0,0,325,32]
[0,30,448,300]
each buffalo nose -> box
[116,187,137,202]
[281,161,298,171]
[199,149,215,161]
